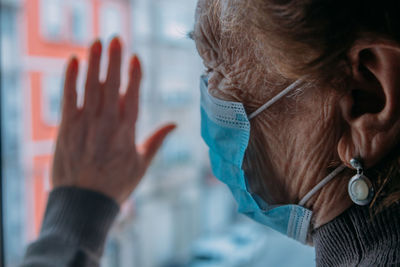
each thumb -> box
[139,123,177,167]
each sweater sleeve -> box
[20,187,120,267]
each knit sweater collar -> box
[312,202,400,266]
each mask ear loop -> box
[298,165,346,206]
[248,79,305,120]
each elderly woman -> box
[22,0,400,266]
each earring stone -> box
[348,158,374,206]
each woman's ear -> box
[338,39,400,168]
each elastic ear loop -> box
[248,79,305,120]
[298,165,346,206]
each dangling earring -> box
[348,158,374,206]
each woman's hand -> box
[52,37,176,205]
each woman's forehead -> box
[193,0,302,105]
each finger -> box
[61,56,79,123]
[124,55,142,127]
[103,37,122,117]
[139,124,177,167]
[84,39,102,116]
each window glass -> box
[41,73,62,125]
[69,1,92,44]
[1,0,316,266]
[156,0,193,42]
[100,3,124,40]
[40,0,64,41]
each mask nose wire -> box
[248,78,305,120]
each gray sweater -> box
[21,187,119,267]
[21,187,400,267]
[313,202,400,266]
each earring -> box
[348,158,374,206]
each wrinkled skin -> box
[193,0,353,227]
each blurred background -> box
[0,0,315,266]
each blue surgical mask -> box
[200,75,345,244]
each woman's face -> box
[193,0,352,223]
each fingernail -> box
[110,36,121,49]
[169,124,178,131]
[133,55,140,68]
[70,56,78,70]
[130,55,136,66]
[92,39,102,54]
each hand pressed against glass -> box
[52,38,176,205]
